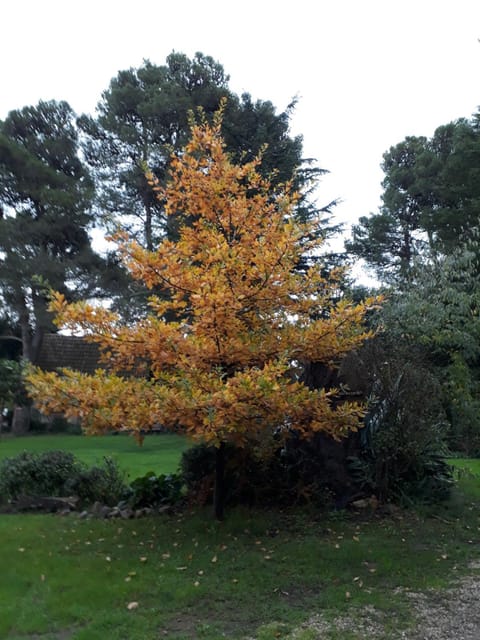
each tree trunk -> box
[214,441,226,520]
[11,405,31,435]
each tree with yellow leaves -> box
[27,107,377,518]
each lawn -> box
[0,433,190,480]
[0,457,479,639]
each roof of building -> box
[36,333,101,374]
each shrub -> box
[0,450,80,500]
[345,339,454,504]
[127,471,184,509]
[0,451,127,506]
[66,457,127,506]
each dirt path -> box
[290,567,480,639]
[400,573,480,640]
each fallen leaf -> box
[211,555,217,563]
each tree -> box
[347,116,480,282]
[346,136,430,282]
[80,52,333,251]
[79,53,229,251]
[379,238,480,453]
[0,100,109,431]
[27,112,376,518]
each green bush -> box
[0,450,80,500]
[66,457,127,506]
[0,450,127,506]
[345,340,454,504]
[127,471,184,509]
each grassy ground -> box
[450,457,480,475]
[0,459,479,639]
[0,433,190,479]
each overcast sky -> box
[1,0,480,247]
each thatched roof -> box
[36,334,101,374]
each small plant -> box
[66,457,127,506]
[127,471,184,508]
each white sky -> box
[1,0,480,248]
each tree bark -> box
[214,441,226,520]
[11,406,31,435]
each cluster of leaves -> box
[0,451,127,506]
[0,359,26,408]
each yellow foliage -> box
[27,113,380,447]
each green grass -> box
[0,463,480,639]
[0,433,190,480]
[450,457,480,474]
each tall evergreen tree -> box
[80,52,335,252]
[0,100,109,429]
[347,115,480,283]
